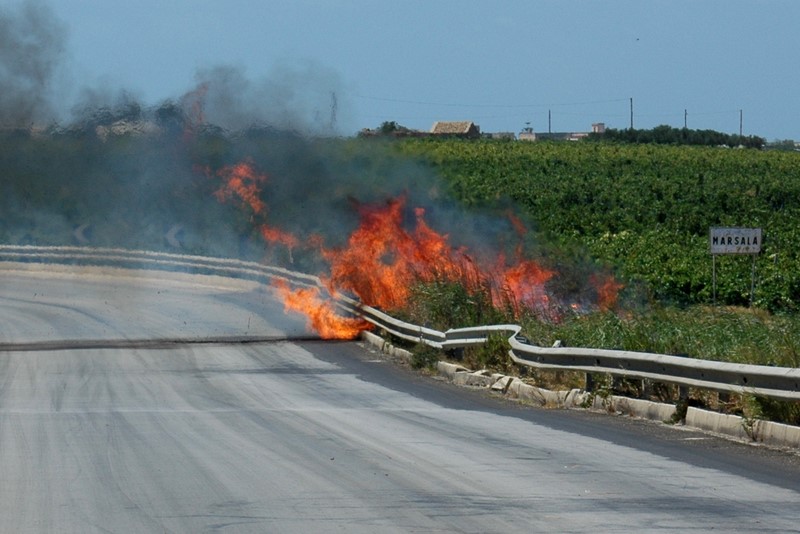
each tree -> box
[380,121,400,134]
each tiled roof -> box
[430,121,476,134]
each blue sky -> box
[8,0,800,139]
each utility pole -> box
[684,109,688,129]
[548,110,551,133]
[329,92,338,132]
[630,97,634,129]
[739,109,743,136]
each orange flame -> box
[322,197,473,311]
[260,224,299,249]
[494,257,555,318]
[591,274,624,312]
[273,280,369,339]
[213,160,268,215]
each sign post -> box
[709,227,762,306]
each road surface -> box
[1,263,799,532]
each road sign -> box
[709,227,762,306]
[709,227,761,255]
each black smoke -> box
[0,1,355,258]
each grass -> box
[520,305,800,368]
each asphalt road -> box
[1,263,799,533]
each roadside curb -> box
[361,331,800,450]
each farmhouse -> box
[430,121,481,138]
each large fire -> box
[321,198,475,311]
[211,160,622,339]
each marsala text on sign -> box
[709,227,762,255]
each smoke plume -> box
[192,62,348,135]
[0,0,66,128]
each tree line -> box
[588,124,766,149]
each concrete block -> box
[563,389,588,408]
[388,345,413,360]
[361,330,412,361]
[491,376,514,393]
[590,395,611,412]
[686,407,752,441]
[506,379,523,398]
[464,372,493,387]
[361,330,384,350]
[753,420,800,449]
[437,361,470,380]
[514,382,548,406]
[540,388,567,407]
[612,396,677,422]
[452,372,469,386]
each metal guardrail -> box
[365,308,800,400]
[0,244,320,289]
[3,245,800,400]
[507,338,800,401]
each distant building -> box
[520,122,603,142]
[358,124,426,138]
[484,131,516,140]
[430,121,480,138]
[518,126,536,142]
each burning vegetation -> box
[210,158,622,339]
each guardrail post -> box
[672,385,691,423]
[612,376,622,393]
[585,373,595,393]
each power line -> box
[356,92,742,121]
[354,94,629,109]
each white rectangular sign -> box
[709,227,762,255]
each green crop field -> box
[394,138,800,314]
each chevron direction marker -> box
[73,223,91,245]
[165,224,184,248]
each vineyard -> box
[394,138,800,314]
